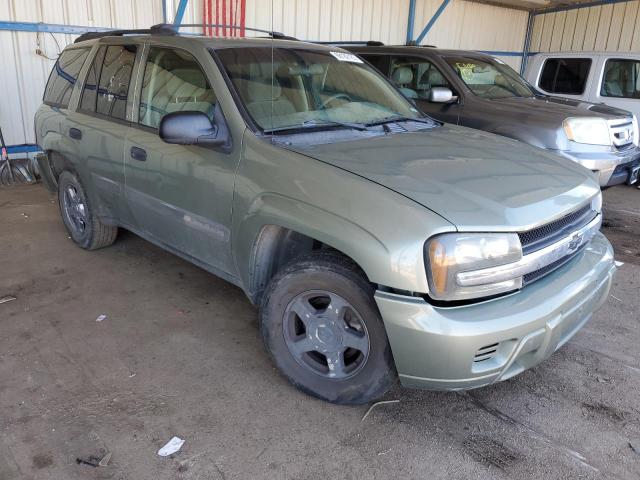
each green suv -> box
[35,27,615,404]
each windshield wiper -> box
[264,119,369,134]
[365,115,436,127]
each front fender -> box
[232,131,456,296]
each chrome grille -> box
[609,118,634,149]
[518,204,596,255]
[523,245,586,286]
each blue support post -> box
[406,0,416,45]
[415,0,450,45]
[162,0,168,23]
[173,0,189,26]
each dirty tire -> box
[58,171,117,250]
[260,251,396,404]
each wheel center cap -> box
[314,322,343,350]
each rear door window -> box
[96,45,137,120]
[538,58,591,95]
[80,45,137,119]
[138,47,217,129]
[43,48,90,108]
[601,59,640,99]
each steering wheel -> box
[321,93,352,109]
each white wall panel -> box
[412,0,528,70]
[532,1,640,54]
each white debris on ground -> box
[158,437,185,457]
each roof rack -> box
[178,24,298,40]
[74,23,176,43]
[405,41,437,47]
[73,23,298,44]
[317,40,384,46]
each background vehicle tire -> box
[57,171,118,250]
[260,251,396,404]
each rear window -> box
[43,48,90,108]
[539,58,591,95]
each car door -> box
[590,56,640,121]
[124,44,238,276]
[66,42,140,226]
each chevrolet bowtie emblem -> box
[568,233,582,252]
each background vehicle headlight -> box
[563,117,611,146]
[425,233,523,302]
[633,115,639,146]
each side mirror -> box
[429,87,457,104]
[159,110,227,146]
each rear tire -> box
[260,251,396,404]
[58,171,117,250]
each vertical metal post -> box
[173,0,189,26]
[162,0,167,24]
[406,0,416,45]
[520,12,534,75]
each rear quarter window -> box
[538,58,591,95]
[43,48,90,108]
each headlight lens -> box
[633,115,639,146]
[563,117,611,146]
[425,233,523,301]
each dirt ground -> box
[1,184,639,480]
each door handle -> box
[69,128,82,140]
[130,146,147,162]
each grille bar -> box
[519,204,595,255]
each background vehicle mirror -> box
[429,87,457,103]
[159,111,227,146]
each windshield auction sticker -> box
[330,51,363,63]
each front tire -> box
[58,171,117,250]
[260,251,396,404]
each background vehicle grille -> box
[609,118,635,149]
[518,204,595,255]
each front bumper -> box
[559,148,640,187]
[375,232,615,391]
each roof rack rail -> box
[73,23,298,44]
[315,40,384,46]
[177,24,298,40]
[405,40,437,47]
[74,23,176,43]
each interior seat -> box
[391,67,418,98]
[245,78,297,127]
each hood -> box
[490,95,632,122]
[286,125,600,231]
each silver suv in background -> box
[525,52,640,186]
[347,45,640,187]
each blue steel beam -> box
[173,0,189,26]
[415,0,451,45]
[406,0,417,45]
[0,21,110,34]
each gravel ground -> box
[0,184,638,480]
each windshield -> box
[216,47,421,132]
[444,56,536,99]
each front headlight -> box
[632,115,639,146]
[425,233,523,302]
[563,117,611,146]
